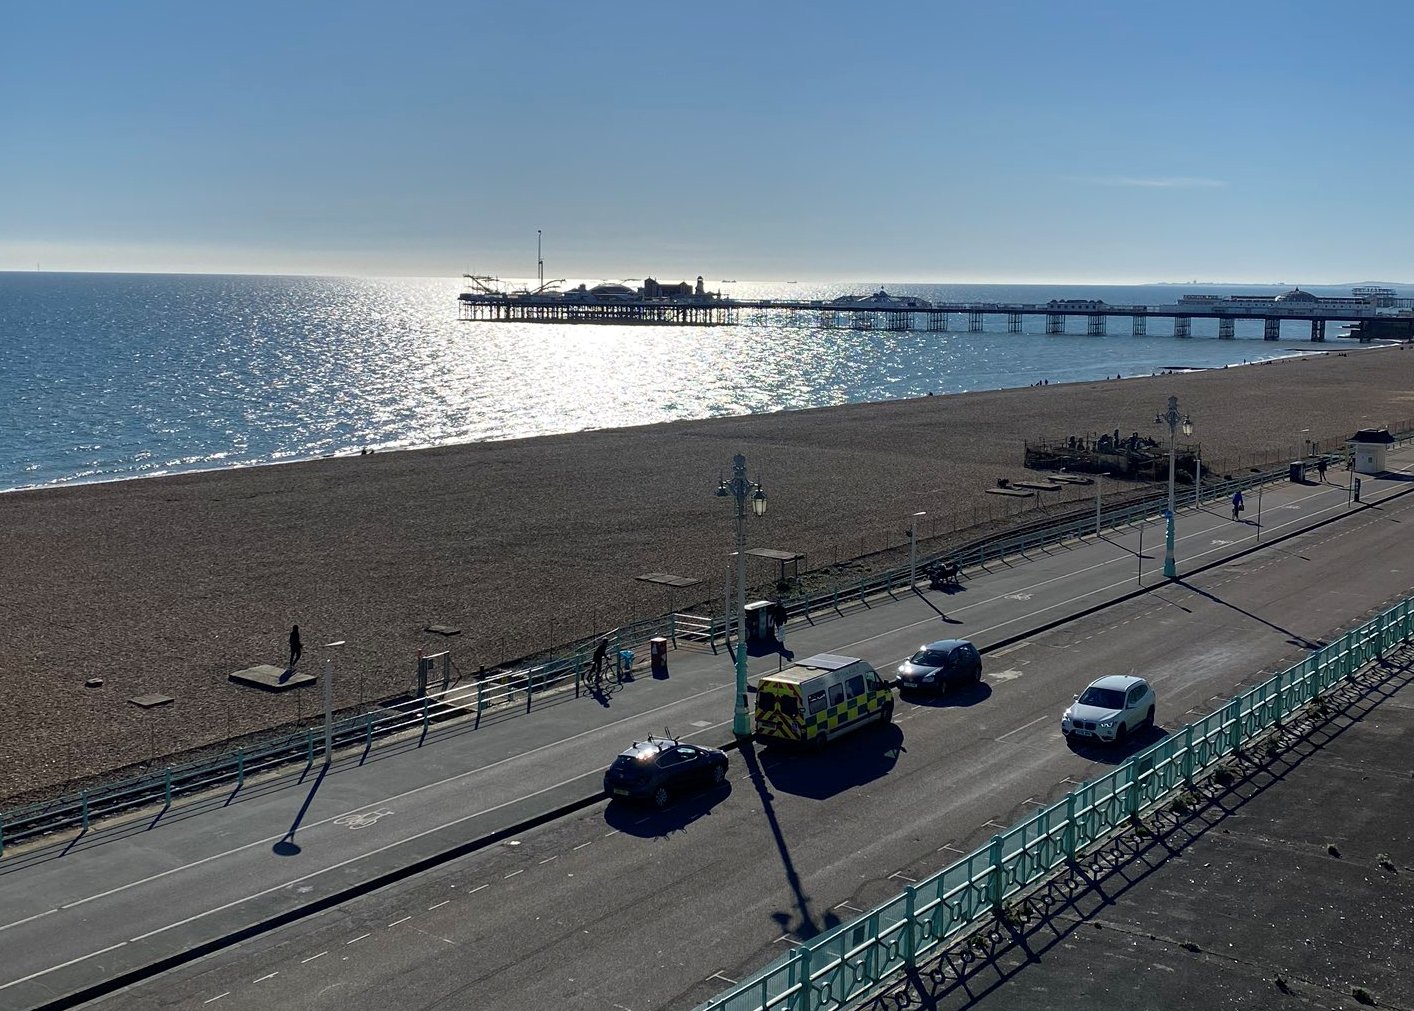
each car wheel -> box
[711,764,726,785]
[1144,706,1155,730]
[972,664,983,685]
[652,786,670,809]
[1113,723,1128,745]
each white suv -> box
[1061,675,1155,744]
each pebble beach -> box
[3,345,1412,803]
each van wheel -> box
[813,731,828,751]
[879,703,894,724]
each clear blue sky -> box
[5,0,1412,283]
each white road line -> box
[468,884,489,894]
[538,856,558,865]
[996,714,1051,741]
[345,933,370,945]
[301,951,326,964]
[202,994,230,1004]
[388,916,412,927]
[428,900,450,910]
[572,842,593,851]
[0,943,127,992]
[0,681,738,935]
[253,972,278,983]
[503,870,523,879]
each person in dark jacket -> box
[288,625,302,668]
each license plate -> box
[613,789,630,796]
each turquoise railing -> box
[695,595,1412,1011]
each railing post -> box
[0,816,5,856]
[526,671,534,713]
[1182,725,1195,785]
[365,713,374,748]
[477,679,485,713]
[306,730,314,766]
[422,697,431,731]
[81,790,90,831]
[902,884,918,967]
[987,834,1005,910]
[237,750,245,789]
[1063,793,1077,858]
[796,945,814,1011]
[164,768,172,806]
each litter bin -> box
[743,601,774,644]
[618,648,635,672]
[1289,461,1306,482]
[649,637,668,671]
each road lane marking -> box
[301,951,326,963]
[345,933,369,945]
[0,683,738,935]
[253,972,278,983]
[203,994,230,1004]
[996,714,1051,741]
[389,916,412,926]
[503,870,523,879]
[0,943,127,992]
[428,900,450,909]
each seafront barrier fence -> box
[693,593,1414,1011]
[0,453,1368,853]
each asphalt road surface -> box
[69,475,1414,1011]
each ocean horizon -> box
[3,271,1405,494]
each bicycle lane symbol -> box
[333,808,395,829]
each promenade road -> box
[2,455,1411,1010]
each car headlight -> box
[1062,709,1072,721]
[922,673,935,681]
[1098,719,1117,729]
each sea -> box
[2,272,1407,494]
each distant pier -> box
[458,281,1413,342]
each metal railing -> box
[0,613,683,853]
[694,595,1413,1011]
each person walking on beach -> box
[288,625,302,668]
[1231,490,1244,521]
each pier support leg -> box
[1046,314,1065,335]
[1310,319,1325,342]
[1086,314,1106,336]
[1008,312,1023,333]
[1174,316,1191,338]
[1218,317,1236,340]
[1132,314,1147,336]
[968,311,984,332]
[1264,317,1281,341]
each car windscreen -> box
[1077,687,1126,709]
[909,650,951,668]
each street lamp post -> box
[717,454,766,737]
[1155,396,1194,579]
[908,511,927,588]
[321,640,345,762]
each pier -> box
[458,281,1413,342]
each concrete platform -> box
[227,663,315,692]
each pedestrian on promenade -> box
[1231,490,1244,521]
[590,635,610,686]
[1317,457,1328,482]
[288,625,302,668]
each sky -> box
[4,0,1414,284]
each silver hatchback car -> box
[1061,675,1155,743]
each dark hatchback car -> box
[603,737,729,808]
[895,638,983,693]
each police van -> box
[753,653,894,747]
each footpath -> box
[1,455,1412,1011]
